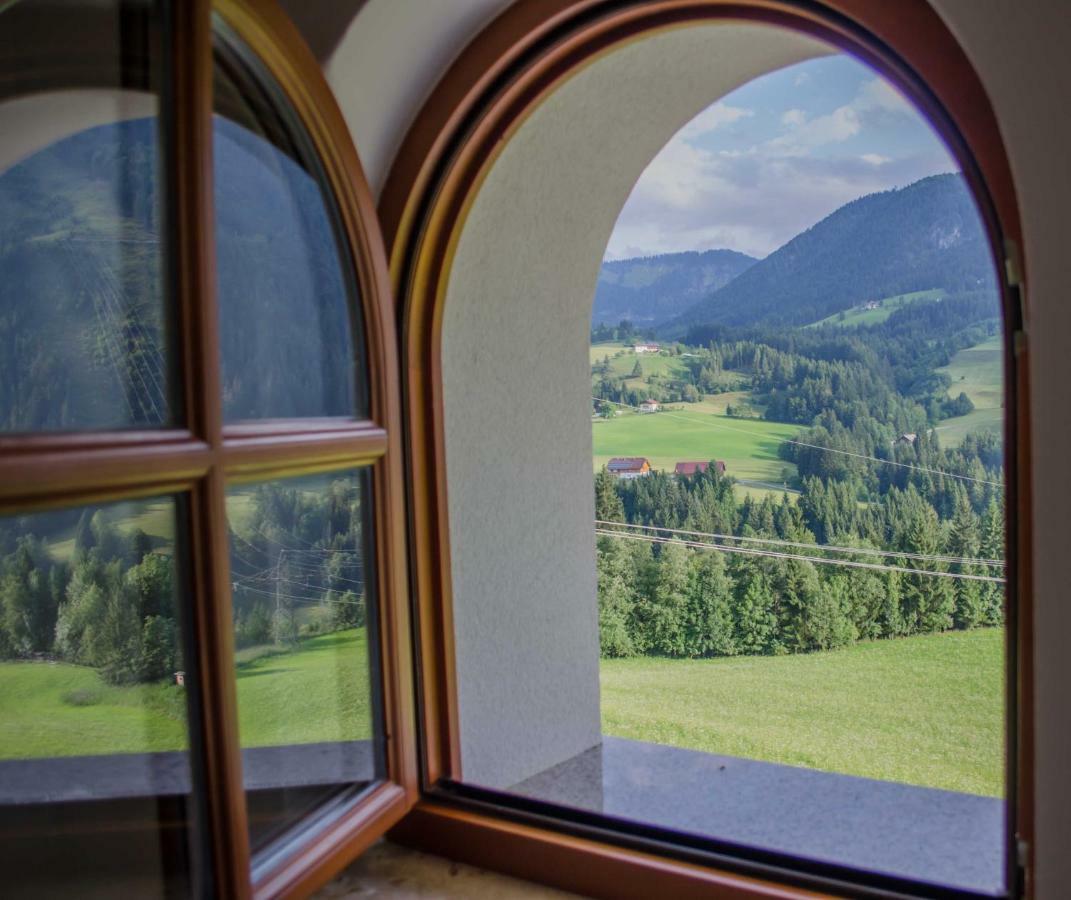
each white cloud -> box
[605,137,953,259]
[677,102,752,142]
[603,68,957,260]
[769,77,918,155]
[793,71,811,87]
[770,105,860,154]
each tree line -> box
[0,511,179,685]
[594,463,1004,659]
[0,477,369,687]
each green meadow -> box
[806,289,945,329]
[0,629,373,759]
[592,408,797,483]
[601,628,1004,796]
[4,625,1002,797]
[935,335,1004,447]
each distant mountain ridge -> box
[664,173,996,333]
[592,248,757,327]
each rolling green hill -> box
[805,289,944,329]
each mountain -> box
[592,248,757,328]
[664,173,998,333]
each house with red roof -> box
[674,460,726,477]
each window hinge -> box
[1016,836,1031,897]
[1005,239,1028,357]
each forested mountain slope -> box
[593,248,756,328]
[665,174,997,332]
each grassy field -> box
[806,289,944,329]
[0,629,373,759]
[601,628,1004,796]
[593,409,797,482]
[589,342,628,365]
[935,335,1003,447]
[591,343,747,398]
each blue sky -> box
[603,55,959,261]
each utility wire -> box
[232,583,367,607]
[594,529,1006,584]
[594,520,1004,568]
[593,396,1003,487]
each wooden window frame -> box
[0,1,416,897]
[380,0,1033,897]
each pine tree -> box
[594,469,625,525]
[734,561,777,655]
[949,491,984,628]
[979,498,1005,625]
[684,551,734,657]
[902,507,954,632]
[595,538,636,657]
[649,541,690,655]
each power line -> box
[594,528,1006,584]
[232,582,367,608]
[593,396,1003,487]
[594,520,1004,568]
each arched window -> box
[387,2,1027,897]
[0,1,413,895]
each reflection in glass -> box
[0,494,194,893]
[226,470,382,851]
[213,25,367,423]
[0,0,172,432]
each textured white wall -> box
[439,24,830,789]
[323,0,515,198]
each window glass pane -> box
[0,494,196,895]
[0,0,175,432]
[225,470,383,853]
[212,24,368,423]
[444,43,1008,896]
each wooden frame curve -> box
[211,1,418,896]
[382,0,1033,896]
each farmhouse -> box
[674,461,726,476]
[640,398,660,412]
[633,342,660,353]
[896,432,919,445]
[607,457,651,479]
[863,300,880,310]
